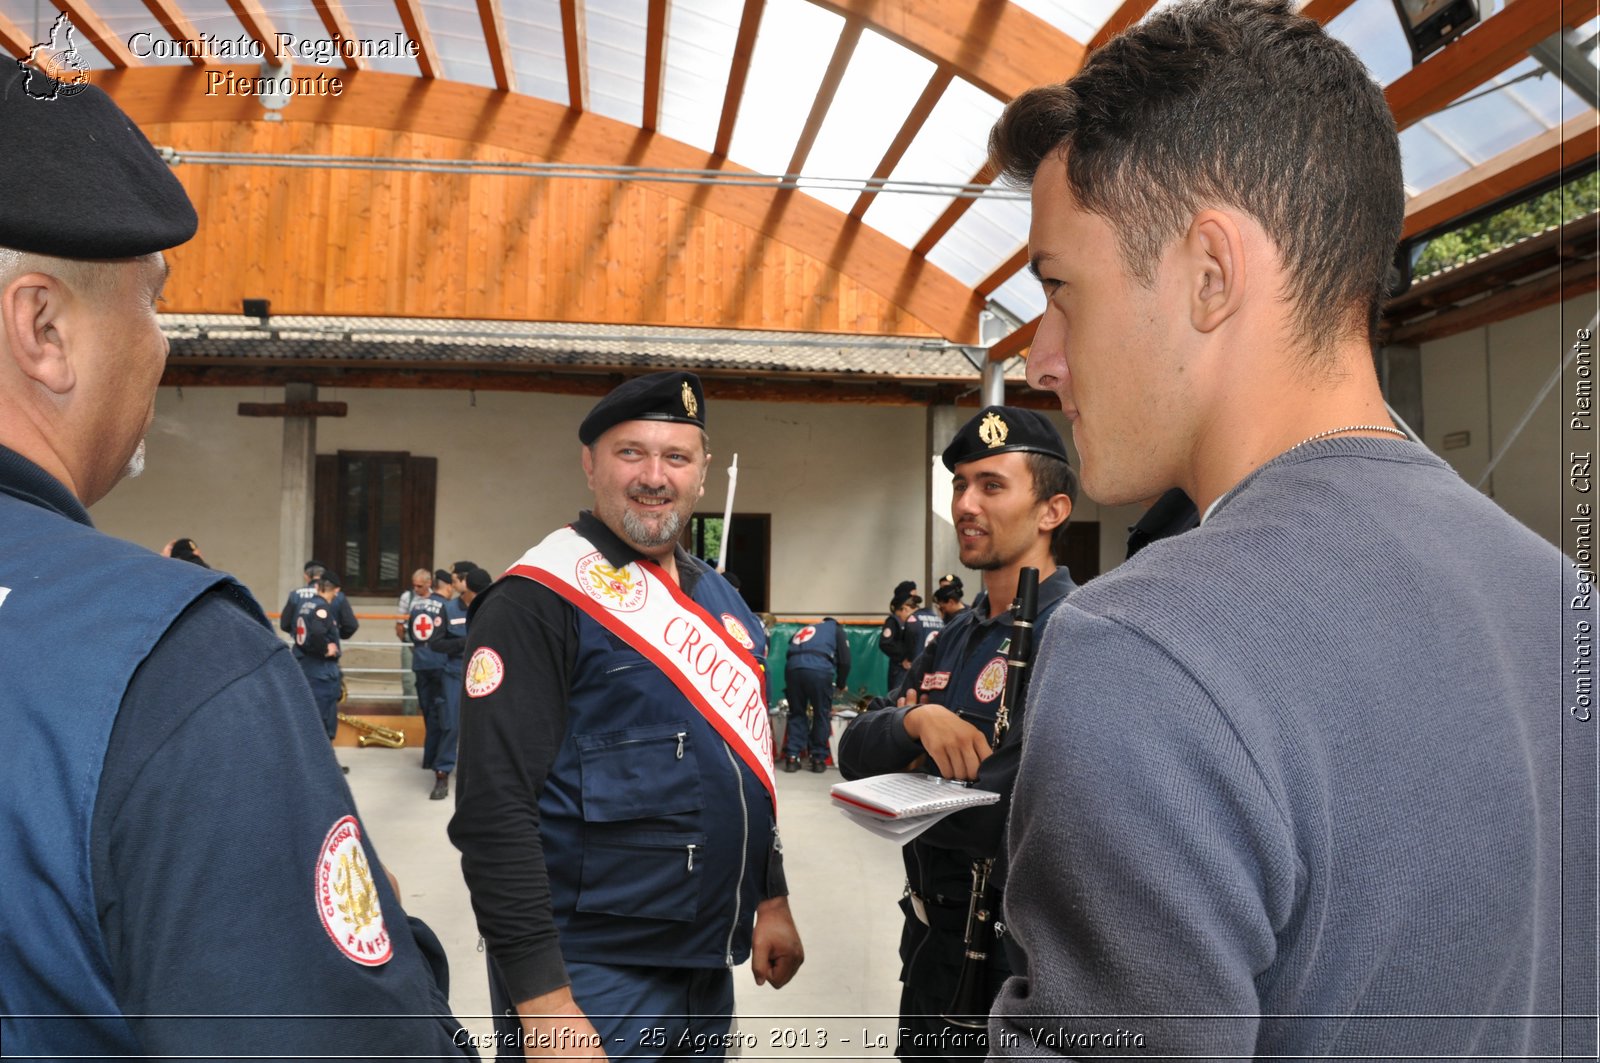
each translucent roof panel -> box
[584,0,648,127]
[84,0,190,67]
[338,0,424,76]
[658,0,743,154]
[925,195,1030,288]
[263,0,342,72]
[419,0,499,89]
[989,264,1047,323]
[502,0,568,107]
[797,29,936,214]
[1324,0,1411,85]
[726,0,844,177]
[860,78,1005,249]
[1403,59,1587,196]
[1007,0,1123,44]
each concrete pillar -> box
[925,403,969,589]
[278,382,317,609]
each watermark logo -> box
[21,13,90,100]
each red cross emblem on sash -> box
[412,613,435,641]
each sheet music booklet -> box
[830,773,1000,844]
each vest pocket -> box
[576,829,706,921]
[576,722,706,822]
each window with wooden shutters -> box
[314,452,436,597]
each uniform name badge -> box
[505,526,776,804]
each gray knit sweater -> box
[992,438,1590,1059]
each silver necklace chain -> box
[1285,424,1408,452]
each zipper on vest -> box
[675,732,686,759]
[722,742,749,967]
[686,843,698,872]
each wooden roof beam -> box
[141,0,207,67]
[641,0,669,131]
[1387,0,1599,132]
[55,1,139,67]
[809,0,1084,101]
[987,315,1038,361]
[557,0,584,108]
[393,0,440,79]
[1297,0,1359,24]
[977,246,1027,298]
[784,21,862,177]
[1404,110,1600,239]
[0,11,30,58]
[714,0,764,158]
[1089,0,1158,51]
[913,162,992,257]
[311,0,366,71]
[225,0,288,66]
[849,67,952,220]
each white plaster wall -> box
[1420,293,1599,548]
[90,386,285,600]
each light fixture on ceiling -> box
[1391,0,1480,65]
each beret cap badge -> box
[682,381,698,418]
[979,412,1009,449]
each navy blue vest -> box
[407,593,449,670]
[533,556,775,968]
[0,489,253,1054]
[786,618,840,673]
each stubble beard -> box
[621,506,683,549]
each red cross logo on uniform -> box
[295,617,307,645]
[412,613,436,641]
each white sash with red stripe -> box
[505,526,776,804]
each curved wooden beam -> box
[96,65,982,342]
[808,0,1085,102]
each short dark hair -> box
[989,0,1403,348]
[1024,452,1079,566]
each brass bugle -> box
[338,712,406,748]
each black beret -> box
[464,568,492,594]
[893,580,918,598]
[934,584,963,603]
[303,559,326,573]
[579,371,706,446]
[0,65,197,258]
[942,406,1069,471]
[318,570,342,588]
[433,568,453,585]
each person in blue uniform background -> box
[782,617,851,772]
[293,570,345,741]
[280,557,357,639]
[408,568,460,798]
[0,67,471,1056]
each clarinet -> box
[941,567,1040,1030]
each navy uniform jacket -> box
[408,592,451,671]
[280,584,358,639]
[905,605,944,657]
[0,445,473,1057]
[837,567,1075,993]
[293,597,343,682]
[785,617,851,688]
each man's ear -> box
[2,274,75,394]
[1186,210,1246,335]
[1039,493,1073,533]
[580,444,596,491]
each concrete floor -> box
[346,738,909,1059]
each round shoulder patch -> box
[315,816,392,967]
[791,624,816,647]
[465,646,506,698]
[973,656,1007,704]
[720,613,754,650]
[315,608,328,619]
